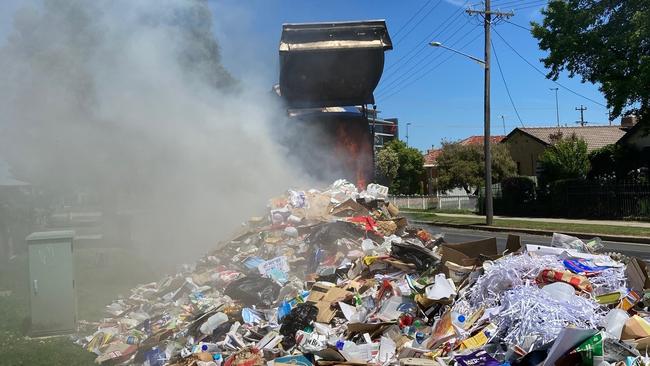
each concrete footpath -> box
[407,213,650,244]
[435,213,650,228]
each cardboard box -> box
[622,315,650,340]
[440,238,498,267]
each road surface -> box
[416,224,650,261]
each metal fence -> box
[563,181,650,219]
[387,195,478,211]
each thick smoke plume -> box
[0,0,306,266]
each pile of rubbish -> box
[75,180,650,366]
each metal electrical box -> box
[26,230,76,336]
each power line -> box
[491,38,525,127]
[393,0,444,45]
[377,31,483,102]
[391,0,435,38]
[376,25,478,97]
[378,17,472,89]
[500,0,546,7]
[491,26,607,108]
[383,0,470,73]
[502,18,532,31]
[512,1,548,10]
[490,0,536,7]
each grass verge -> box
[0,247,157,366]
[406,212,650,237]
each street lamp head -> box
[429,41,442,47]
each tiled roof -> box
[422,135,505,167]
[423,149,442,167]
[511,126,627,152]
[459,135,505,145]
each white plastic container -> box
[541,282,576,303]
[199,312,228,335]
[602,308,630,339]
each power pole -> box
[467,1,512,226]
[607,110,612,126]
[501,115,506,135]
[575,105,587,126]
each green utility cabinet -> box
[26,230,76,336]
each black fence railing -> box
[490,180,650,219]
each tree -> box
[377,140,424,195]
[588,143,646,182]
[376,145,399,186]
[532,0,650,122]
[436,142,516,194]
[538,134,590,185]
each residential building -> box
[617,115,649,152]
[423,135,505,195]
[503,125,628,176]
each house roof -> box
[422,135,505,167]
[504,126,627,152]
[459,135,505,145]
[423,148,442,167]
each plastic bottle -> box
[198,342,220,353]
[602,308,629,339]
[199,312,228,335]
[451,312,466,330]
[213,353,223,366]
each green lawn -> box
[405,211,650,237]
[0,247,158,366]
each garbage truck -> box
[275,20,393,187]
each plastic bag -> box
[224,276,280,307]
[390,241,439,271]
[551,233,589,252]
[305,221,366,249]
[279,304,319,349]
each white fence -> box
[388,195,478,211]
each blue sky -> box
[0,0,612,152]
[208,0,611,152]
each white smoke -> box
[0,0,308,266]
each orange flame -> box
[334,124,372,189]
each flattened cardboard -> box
[331,199,369,217]
[441,238,498,267]
[346,322,395,339]
[626,257,650,293]
[505,234,522,253]
[306,283,352,323]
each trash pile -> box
[75,180,650,366]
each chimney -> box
[621,115,638,128]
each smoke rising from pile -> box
[0,0,307,266]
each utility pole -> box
[607,110,612,126]
[501,115,506,135]
[550,87,559,127]
[467,1,512,226]
[575,105,587,126]
[371,104,377,180]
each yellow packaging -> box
[460,323,497,350]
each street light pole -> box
[406,122,412,146]
[550,87,559,127]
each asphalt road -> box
[416,224,650,261]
